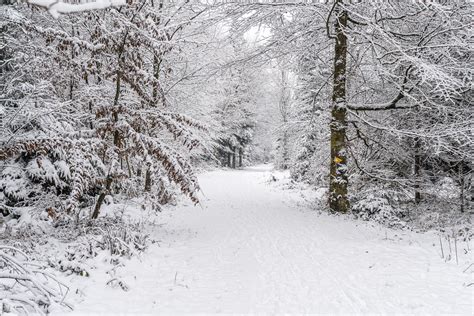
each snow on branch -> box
[28,0,126,18]
[347,67,417,111]
[0,246,72,314]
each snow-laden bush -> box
[2,209,152,280]
[352,195,408,229]
[47,223,149,278]
[0,246,72,315]
[408,202,472,240]
[1,3,211,223]
[87,217,150,257]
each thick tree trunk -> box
[227,151,231,167]
[328,1,349,213]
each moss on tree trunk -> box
[328,0,349,213]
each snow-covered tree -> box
[0,1,217,219]
[223,0,473,214]
[213,64,257,168]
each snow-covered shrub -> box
[408,202,472,240]
[0,246,72,315]
[88,217,150,257]
[352,195,408,229]
[51,217,150,263]
[47,228,145,278]
[2,207,152,277]
[0,144,105,218]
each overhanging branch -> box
[27,0,126,18]
[348,66,416,111]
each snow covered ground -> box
[67,165,472,314]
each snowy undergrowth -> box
[264,165,473,265]
[0,246,72,315]
[267,168,473,259]
[0,200,158,315]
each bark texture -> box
[328,0,349,213]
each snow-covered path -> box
[72,165,472,314]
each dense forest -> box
[0,0,472,314]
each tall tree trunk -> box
[145,53,162,192]
[239,148,243,168]
[414,137,422,204]
[282,131,289,169]
[93,62,122,218]
[279,69,290,170]
[0,23,7,140]
[232,147,236,169]
[467,170,473,211]
[145,169,152,192]
[69,24,75,101]
[459,164,464,213]
[328,0,349,213]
